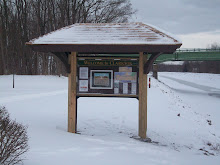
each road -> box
[160,75,220,98]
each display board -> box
[77,58,139,96]
[90,70,113,89]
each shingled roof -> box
[26,22,182,54]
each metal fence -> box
[155,49,220,63]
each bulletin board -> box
[77,58,139,97]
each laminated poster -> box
[114,80,119,94]
[119,67,132,72]
[79,67,88,79]
[90,70,113,89]
[123,83,128,94]
[114,88,119,94]
[79,80,88,92]
[94,73,109,86]
[131,83,137,94]
[114,72,137,83]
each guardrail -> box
[155,49,220,63]
[176,48,220,52]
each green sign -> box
[78,59,138,66]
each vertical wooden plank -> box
[139,52,148,139]
[68,52,77,133]
[153,64,158,79]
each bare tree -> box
[0,107,29,165]
[209,42,220,49]
[0,0,136,76]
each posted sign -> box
[77,58,139,95]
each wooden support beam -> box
[144,52,162,74]
[68,52,77,133]
[52,52,70,73]
[138,52,148,139]
[77,93,138,98]
[153,64,158,79]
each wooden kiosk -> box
[27,22,181,139]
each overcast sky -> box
[130,0,220,48]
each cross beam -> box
[52,52,70,73]
[144,53,162,74]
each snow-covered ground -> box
[0,73,220,165]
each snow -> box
[143,22,183,43]
[161,61,184,65]
[0,73,220,164]
[28,23,181,45]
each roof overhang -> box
[26,43,181,54]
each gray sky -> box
[130,0,220,48]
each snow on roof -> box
[28,22,181,45]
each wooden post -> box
[13,74,15,88]
[139,52,148,139]
[153,64,158,79]
[68,52,77,133]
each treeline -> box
[0,0,135,75]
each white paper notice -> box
[114,88,119,94]
[123,83,128,94]
[79,80,88,92]
[79,67,88,79]
[131,83,136,94]
[119,67,132,72]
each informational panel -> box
[114,72,137,94]
[119,67,132,72]
[77,58,139,95]
[114,72,137,83]
[79,80,88,92]
[79,67,88,79]
[90,70,113,89]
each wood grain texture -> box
[138,52,148,139]
[77,93,138,98]
[29,44,180,54]
[68,52,77,133]
[77,57,139,60]
[153,64,158,79]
